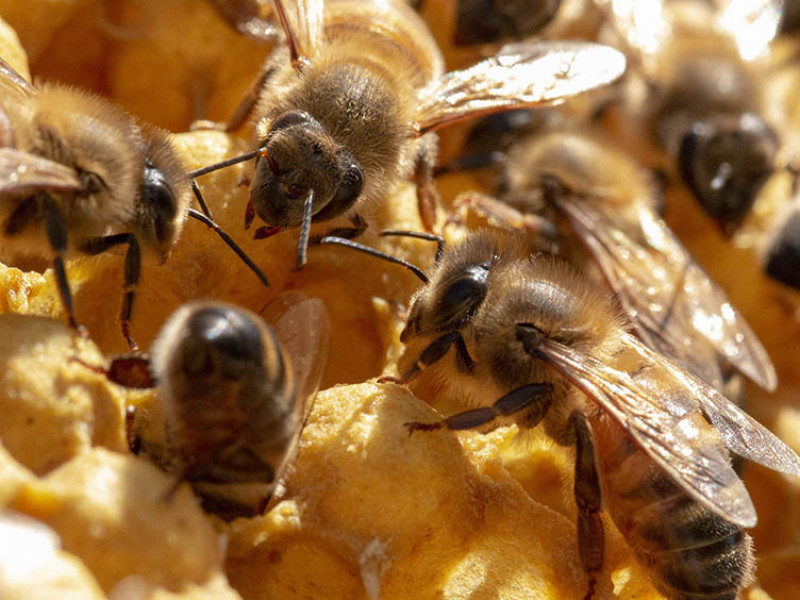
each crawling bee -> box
[445,125,777,395]
[385,230,800,600]
[600,0,784,234]
[109,294,329,520]
[0,57,268,349]
[196,0,626,268]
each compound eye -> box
[270,111,316,133]
[431,264,490,332]
[331,161,364,209]
[678,116,777,232]
[141,163,179,244]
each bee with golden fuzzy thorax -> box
[444,120,777,404]
[347,230,800,600]
[196,0,626,269]
[0,58,268,349]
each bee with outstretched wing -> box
[357,230,800,600]
[193,0,625,269]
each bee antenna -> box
[294,190,315,270]
[187,208,270,286]
[188,147,267,179]
[318,236,429,283]
[379,230,445,264]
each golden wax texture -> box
[0,3,798,600]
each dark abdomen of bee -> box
[593,419,753,600]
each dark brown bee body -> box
[251,0,444,227]
[593,416,753,600]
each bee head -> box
[250,111,364,228]
[678,113,778,234]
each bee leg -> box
[405,382,553,434]
[190,65,279,132]
[38,194,83,334]
[447,191,560,243]
[414,141,441,232]
[4,198,38,236]
[225,65,279,132]
[571,411,604,600]
[69,354,154,389]
[395,331,474,384]
[80,233,141,350]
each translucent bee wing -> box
[262,290,330,423]
[207,0,281,41]
[0,147,82,195]
[272,0,324,68]
[413,41,626,135]
[536,335,758,528]
[621,332,800,478]
[552,192,778,392]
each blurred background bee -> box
[0,57,268,349]
[597,0,790,237]
[196,0,626,270]
[110,293,329,520]
[387,230,800,600]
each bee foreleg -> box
[4,197,38,236]
[400,331,471,382]
[414,141,441,232]
[571,411,604,600]
[405,382,553,434]
[39,194,82,333]
[80,232,141,350]
[189,65,279,133]
[447,190,559,242]
[227,66,279,132]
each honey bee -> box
[107,294,329,520]
[195,0,627,269]
[446,125,777,392]
[389,230,800,600]
[600,0,785,235]
[0,57,269,348]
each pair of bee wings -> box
[270,0,627,134]
[538,331,800,528]
[0,58,84,197]
[551,192,778,392]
